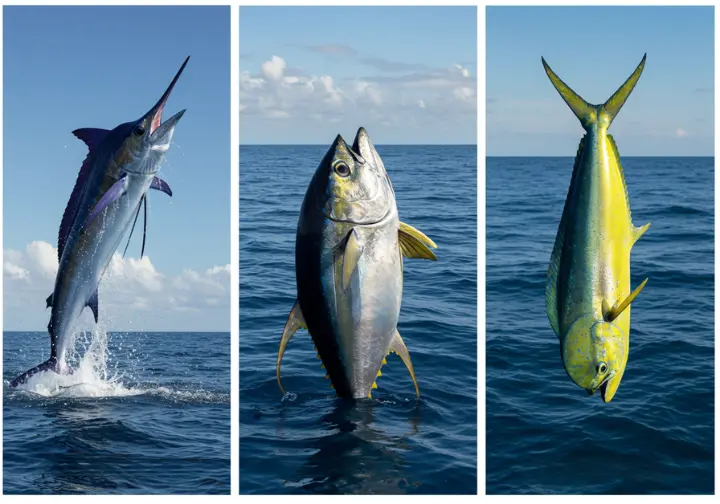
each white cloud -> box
[240,55,477,128]
[261,55,286,81]
[3,241,230,332]
[676,128,689,138]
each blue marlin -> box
[8,56,189,388]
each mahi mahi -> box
[9,57,189,388]
[276,127,438,399]
[543,54,650,403]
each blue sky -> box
[240,6,477,144]
[487,6,714,156]
[3,6,230,331]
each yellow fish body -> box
[544,54,650,402]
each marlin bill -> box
[8,57,189,388]
[276,128,438,400]
[543,54,650,403]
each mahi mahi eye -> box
[334,162,350,177]
[597,362,608,374]
[134,125,146,137]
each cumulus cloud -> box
[239,54,477,128]
[3,241,230,332]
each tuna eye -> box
[134,126,145,137]
[597,362,608,374]
[334,162,350,177]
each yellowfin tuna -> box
[543,54,650,402]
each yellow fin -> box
[606,278,649,322]
[398,221,437,261]
[372,382,378,389]
[343,229,363,290]
[633,222,651,245]
[276,300,306,395]
[388,329,420,397]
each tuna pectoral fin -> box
[398,222,438,261]
[84,175,129,230]
[276,300,306,395]
[389,330,420,397]
[605,278,649,322]
[8,357,59,388]
[343,229,363,290]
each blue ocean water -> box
[239,144,477,494]
[486,156,714,494]
[3,330,230,494]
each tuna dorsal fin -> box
[387,329,419,397]
[57,128,110,261]
[546,135,586,337]
[605,278,649,322]
[87,288,99,323]
[398,221,438,260]
[276,300,306,395]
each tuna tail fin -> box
[542,54,646,129]
[8,357,59,388]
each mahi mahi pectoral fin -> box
[633,222,651,245]
[83,175,129,231]
[45,290,99,323]
[342,229,364,291]
[605,278,649,322]
[387,329,420,397]
[398,221,438,261]
[276,300,307,395]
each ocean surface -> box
[239,144,477,494]
[3,330,230,494]
[486,156,714,494]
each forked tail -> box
[8,356,72,388]
[541,54,646,129]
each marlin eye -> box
[334,162,350,177]
[134,126,146,137]
[597,362,608,374]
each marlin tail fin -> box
[542,54,646,129]
[8,357,62,388]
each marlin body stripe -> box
[543,54,650,403]
[276,128,438,400]
[9,57,189,388]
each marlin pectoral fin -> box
[342,229,363,291]
[72,128,110,150]
[388,329,420,397]
[276,300,306,395]
[633,222,651,245]
[151,176,173,197]
[46,293,53,309]
[398,221,438,260]
[87,289,99,323]
[84,175,129,231]
[606,278,649,322]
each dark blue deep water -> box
[240,144,477,494]
[486,156,714,494]
[3,330,230,494]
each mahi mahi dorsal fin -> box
[546,135,586,336]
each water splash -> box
[12,324,141,398]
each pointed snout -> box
[146,55,190,136]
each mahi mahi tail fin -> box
[542,54,646,129]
